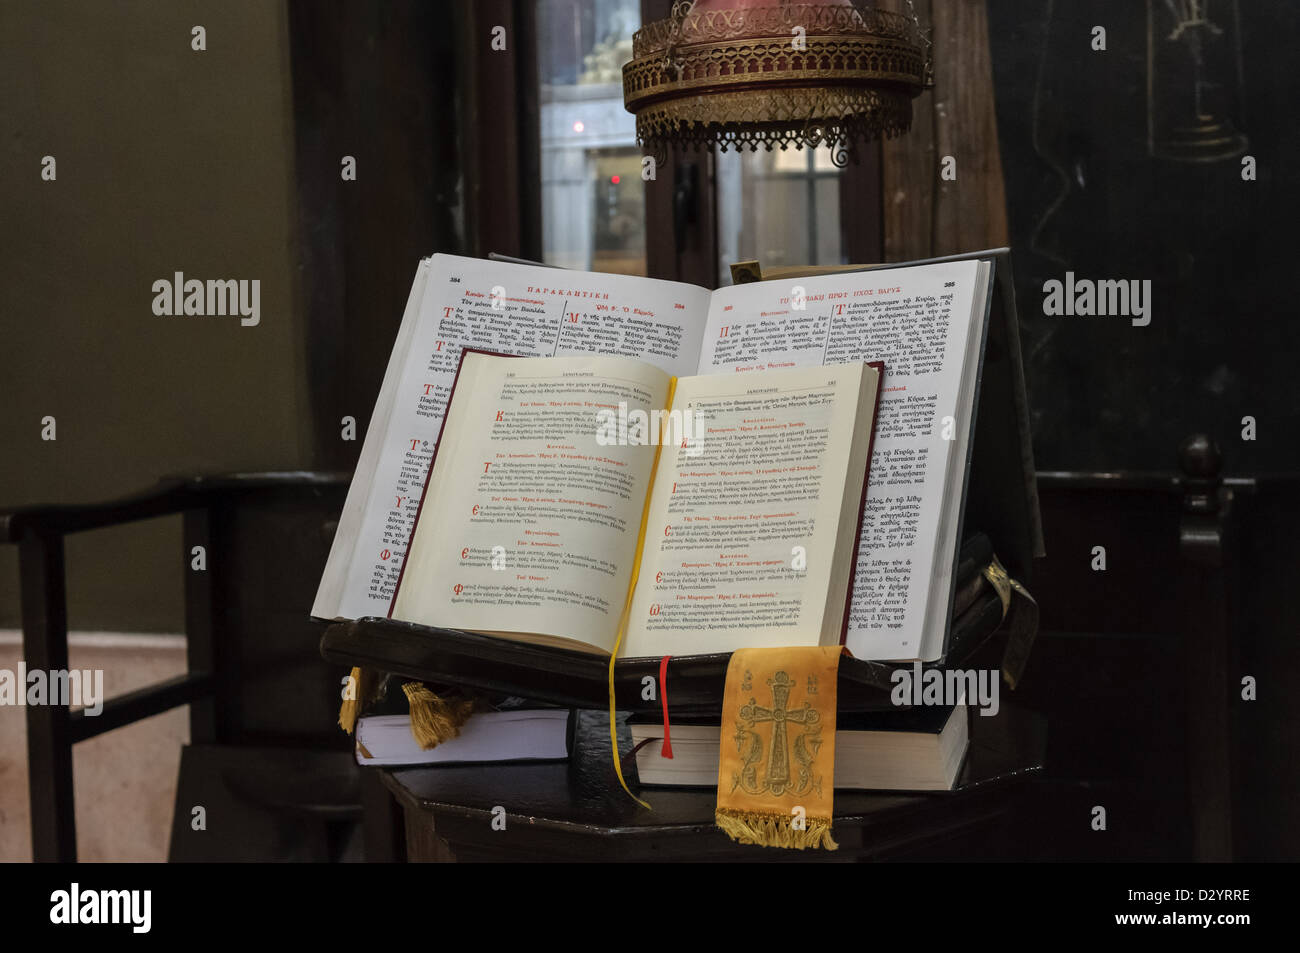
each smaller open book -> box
[390,351,882,657]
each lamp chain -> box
[664,0,696,77]
[902,0,934,86]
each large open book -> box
[313,252,1012,662]
[389,351,881,656]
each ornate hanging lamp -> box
[623,0,931,168]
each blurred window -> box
[536,0,645,275]
[716,145,846,286]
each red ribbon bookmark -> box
[658,655,673,759]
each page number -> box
[943,281,955,288]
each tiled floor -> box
[0,633,189,862]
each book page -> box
[312,260,431,618]
[697,260,986,660]
[622,362,877,658]
[391,352,670,653]
[316,254,711,621]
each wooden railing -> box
[1,472,348,863]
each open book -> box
[389,351,881,656]
[313,253,995,662]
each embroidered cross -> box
[739,671,820,797]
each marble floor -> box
[0,632,188,862]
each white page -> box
[696,260,984,660]
[312,261,432,619]
[391,353,670,652]
[316,254,711,621]
[622,363,877,657]
[356,709,570,765]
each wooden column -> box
[880,0,1009,260]
[461,0,542,260]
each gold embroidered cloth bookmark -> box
[716,646,845,851]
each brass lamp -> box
[622,0,930,167]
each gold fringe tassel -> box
[338,666,381,735]
[401,682,475,750]
[715,808,839,851]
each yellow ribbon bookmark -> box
[607,376,678,810]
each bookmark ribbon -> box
[658,655,673,759]
[605,377,680,810]
[715,646,845,851]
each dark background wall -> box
[0,0,310,631]
[989,0,1300,475]
[286,0,467,471]
[0,1,471,632]
[988,0,1300,860]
